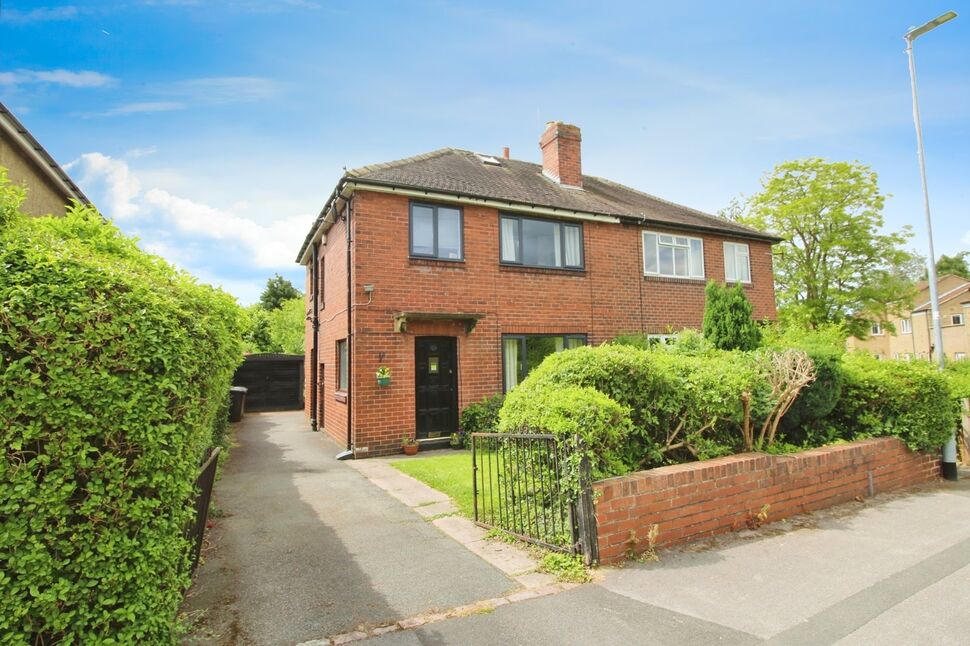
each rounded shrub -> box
[829,353,959,451]
[499,384,633,479]
[777,346,844,443]
[0,206,244,643]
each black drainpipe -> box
[336,197,354,460]
[309,240,320,432]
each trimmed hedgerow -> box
[0,202,244,643]
[829,353,958,451]
[502,344,764,473]
[499,384,633,479]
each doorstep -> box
[345,457,558,589]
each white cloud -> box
[1,6,79,23]
[69,152,310,269]
[103,101,185,116]
[65,153,142,219]
[125,146,159,159]
[0,68,116,88]
[159,76,280,104]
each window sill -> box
[643,274,706,285]
[334,391,348,403]
[409,256,465,266]
[499,263,586,276]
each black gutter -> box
[309,241,320,433]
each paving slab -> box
[181,412,513,646]
[599,484,970,640]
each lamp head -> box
[905,11,958,41]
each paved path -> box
[367,475,970,645]
[181,411,514,646]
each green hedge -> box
[0,204,244,643]
[502,344,763,473]
[829,353,958,451]
[457,394,504,448]
[499,384,633,479]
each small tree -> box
[267,296,306,354]
[702,281,761,351]
[259,274,301,311]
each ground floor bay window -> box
[502,334,586,391]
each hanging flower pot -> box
[376,366,391,387]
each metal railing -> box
[185,446,221,575]
[471,433,598,564]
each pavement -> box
[184,411,970,645]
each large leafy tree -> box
[259,274,301,311]
[932,252,970,280]
[738,158,916,337]
[267,297,306,354]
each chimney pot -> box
[502,146,510,159]
[539,121,582,187]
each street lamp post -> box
[904,10,958,481]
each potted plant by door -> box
[376,366,392,387]
[402,435,419,456]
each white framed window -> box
[870,322,883,336]
[643,231,704,279]
[955,352,967,361]
[952,314,965,326]
[899,319,912,334]
[723,242,751,283]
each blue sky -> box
[1,1,967,304]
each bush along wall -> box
[0,202,244,643]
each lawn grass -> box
[389,450,475,517]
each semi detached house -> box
[297,122,778,457]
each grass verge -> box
[389,451,475,517]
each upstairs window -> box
[870,322,883,336]
[899,318,912,334]
[410,202,463,260]
[952,314,965,326]
[500,214,583,269]
[723,242,751,283]
[643,231,704,279]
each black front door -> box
[415,337,458,440]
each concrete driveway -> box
[181,411,514,646]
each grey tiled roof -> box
[346,148,776,241]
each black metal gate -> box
[471,433,598,564]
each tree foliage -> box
[932,252,970,280]
[702,281,761,351]
[267,296,306,354]
[738,158,917,337]
[0,191,244,642]
[259,274,301,311]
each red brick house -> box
[296,122,778,457]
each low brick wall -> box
[594,437,940,564]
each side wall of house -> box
[345,190,776,456]
[0,132,71,217]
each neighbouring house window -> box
[870,322,883,336]
[952,314,965,326]
[955,352,967,361]
[643,231,704,279]
[723,242,751,283]
[410,202,463,260]
[899,318,912,334]
[502,334,586,391]
[337,339,348,391]
[500,214,584,269]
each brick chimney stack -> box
[539,121,582,187]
